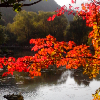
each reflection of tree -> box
[70,66,93,86]
[57,70,68,84]
[40,70,64,84]
[0,65,66,86]
[0,69,17,87]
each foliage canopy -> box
[7,10,68,44]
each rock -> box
[3,94,24,100]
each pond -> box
[0,51,100,100]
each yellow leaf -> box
[7,65,11,69]
[51,51,56,56]
[38,68,41,72]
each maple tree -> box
[47,0,100,99]
[0,34,96,79]
[0,0,100,99]
[0,0,99,79]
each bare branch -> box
[0,0,42,7]
[22,0,42,6]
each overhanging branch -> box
[0,0,42,7]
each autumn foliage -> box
[0,33,98,79]
[0,0,100,80]
[0,0,100,99]
[47,1,100,99]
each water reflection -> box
[57,69,69,84]
[70,67,93,86]
[0,66,100,100]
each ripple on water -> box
[0,69,100,100]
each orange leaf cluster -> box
[0,34,95,79]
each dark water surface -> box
[0,68,100,100]
[0,51,100,100]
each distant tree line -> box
[0,11,93,46]
[65,14,93,45]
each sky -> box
[54,0,90,10]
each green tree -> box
[0,18,6,26]
[5,25,17,45]
[0,25,7,44]
[7,10,68,45]
[7,10,38,45]
[35,11,68,41]
[65,14,92,45]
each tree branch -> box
[65,56,99,59]
[22,0,42,6]
[0,0,42,7]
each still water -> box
[0,68,100,100]
[0,51,100,100]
